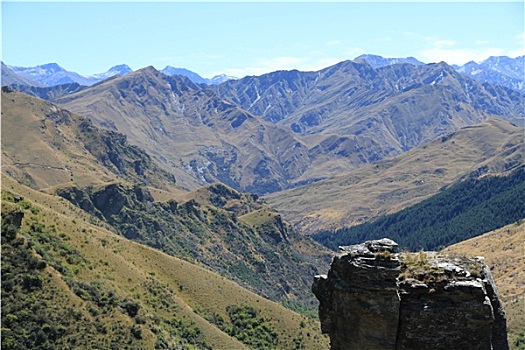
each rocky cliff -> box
[312,238,509,350]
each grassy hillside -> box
[1,88,177,191]
[443,222,525,350]
[267,118,524,233]
[313,166,524,251]
[1,174,329,349]
[52,181,331,303]
[2,88,332,306]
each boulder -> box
[313,239,508,350]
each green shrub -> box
[225,305,278,349]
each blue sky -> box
[2,2,524,78]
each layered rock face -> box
[312,238,508,350]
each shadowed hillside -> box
[1,88,176,191]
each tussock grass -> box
[443,222,525,349]
[1,174,329,349]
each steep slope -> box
[313,165,524,251]
[1,175,328,349]
[53,181,331,303]
[56,67,316,194]
[443,222,525,350]
[1,88,176,190]
[2,89,332,306]
[266,118,524,233]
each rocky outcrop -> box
[312,238,508,350]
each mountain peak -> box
[38,63,65,72]
[210,74,237,84]
[108,64,132,74]
[137,65,160,74]
[354,54,425,68]
[161,66,208,84]
[91,64,133,81]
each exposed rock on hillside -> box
[55,182,331,302]
[312,238,508,350]
[56,61,524,194]
[55,67,313,193]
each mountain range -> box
[48,59,522,195]
[2,54,523,93]
[1,62,236,88]
[5,63,133,87]
[455,56,525,93]
[161,66,236,85]
[355,54,524,94]
[2,52,524,349]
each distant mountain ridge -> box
[4,54,521,92]
[161,65,236,84]
[354,54,425,68]
[1,61,235,88]
[456,56,525,93]
[3,62,132,87]
[355,54,524,93]
[1,62,41,86]
[91,64,133,81]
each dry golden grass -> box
[147,186,188,202]
[239,208,279,227]
[2,91,119,189]
[2,174,329,349]
[443,221,525,348]
[267,118,524,233]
